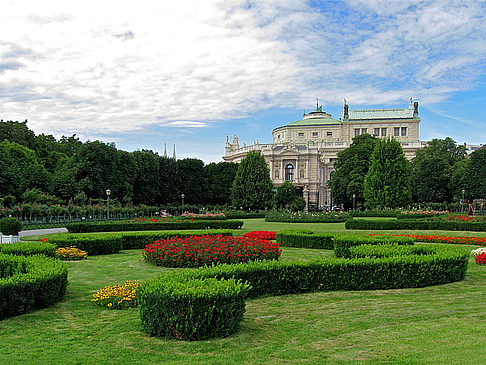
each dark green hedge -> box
[224,212,266,219]
[0,242,56,257]
[44,230,234,254]
[138,277,249,341]
[276,230,334,249]
[345,219,486,232]
[333,234,414,257]
[0,254,68,320]
[65,220,244,233]
[265,211,350,223]
[349,210,400,217]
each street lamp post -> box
[181,194,185,215]
[352,194,356,211]
[106,189,111,220]
[461,189,465,213]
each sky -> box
[1,0,485,163]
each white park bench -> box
[0,233,19,243]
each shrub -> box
[276,230,334,249]
[266,211,350,223]
[349,209,401,217]
[0,217,22,235]
[91,280,139,309]
[345,218,486,232]
[475,253,486,265]
[43,234,122,255]
[138,277,249,340]
[242,231,276,240]
[333,234,414,257]
[143,235,281,268]
[371,234,486,246]
[0,254,68,319]
[0,242,56,257]
[65,220,244,233]
[223,211,266,219]
[55,246,88,261]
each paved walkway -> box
[20,227,68,238]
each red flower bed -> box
[143,235,282,268]
[475,253,486,265]
[369,233,486,246]
[242,231,276,240]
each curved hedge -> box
[65,220,244,233]
[0,242,56,257]
[265,211,350,223]
[276,230,334,249]
[138,277,249,341]
[345,218,486,231]
[0,253,68,319]
[139,243,468,340]
[42,230,234,255]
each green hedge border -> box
[65,220,243,233]
[0,242,56,257]
[138,243,468,340]
[0,254,68,320]
[44,230,234,255]
[345,218,486,232]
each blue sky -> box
[1,0,485,163]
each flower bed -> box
[55,246,88,261]
[369,234,486,246]
[143,235,281,268]
[242,231,276,240]
[475,253,486,265]
[345,218,486,232]
[91,280,139,309]
[181,212,227,220]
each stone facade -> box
[223,99,427,210]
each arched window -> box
[285,163,294,181]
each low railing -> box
[0,234,19,243]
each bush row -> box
[345,218,486,232]
[65,220,244,233]
[0,242,57,257]
[349,210,401,217]
[265,211,350,223]
[43,230,234,255]
[0,254,68,319]
[333,234,414,257]
[138,244,468,340]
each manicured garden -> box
[2,218,486,363]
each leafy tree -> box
[329,134,377,208]
[0,119,36,150]
[411,138,467,202]
[176,158,208,205]
[463,148,486,200]
[231,151,274,211]
[204,162,238,206]
[132,150,161,205]
[158,157,178,204]
[364,138,412,209]
[274,181,306,211]
[450,158,469,201]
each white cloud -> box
[0,0,485,142]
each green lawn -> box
[2,219,486,364]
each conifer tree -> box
[231,150,274,210]
[364,138,411,209]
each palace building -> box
[223,98,427,210]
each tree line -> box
[330,134,486,209]
[0,120,238,208]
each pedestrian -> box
[481,202,484,216]
[468,202,473,216]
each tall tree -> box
[364,138,412,209]
[231,151,274,211]
[410,137,467,202]
[463,148,486,200]
[0,119,36,150]
[176,158,208,205]
[204,162,238,206]
[132,150,161,205]
[329,134,377,209]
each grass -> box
[2,219,486,364]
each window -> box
[374,128,380,136]
[394,127,400,136]
[298,132,304,137]
[401,127,407,136]
[312,132,318,137]
[277,134,281,139]
[354,128,360,137]
[327,131,332,136]
[285,164,294,181]
[381,128,387,136]
[361,128,367,134]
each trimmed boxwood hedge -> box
[44,230,234,254]
[0,242,56,257]
[345,218,486,232]
[138,277,249,341]
[139,243,468,339]
[265,211,350,223]
[276,230,334,249]
[349,210,401,217]
[333,234,414,257]
[0,253,68,320]
[65,220,244,233]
